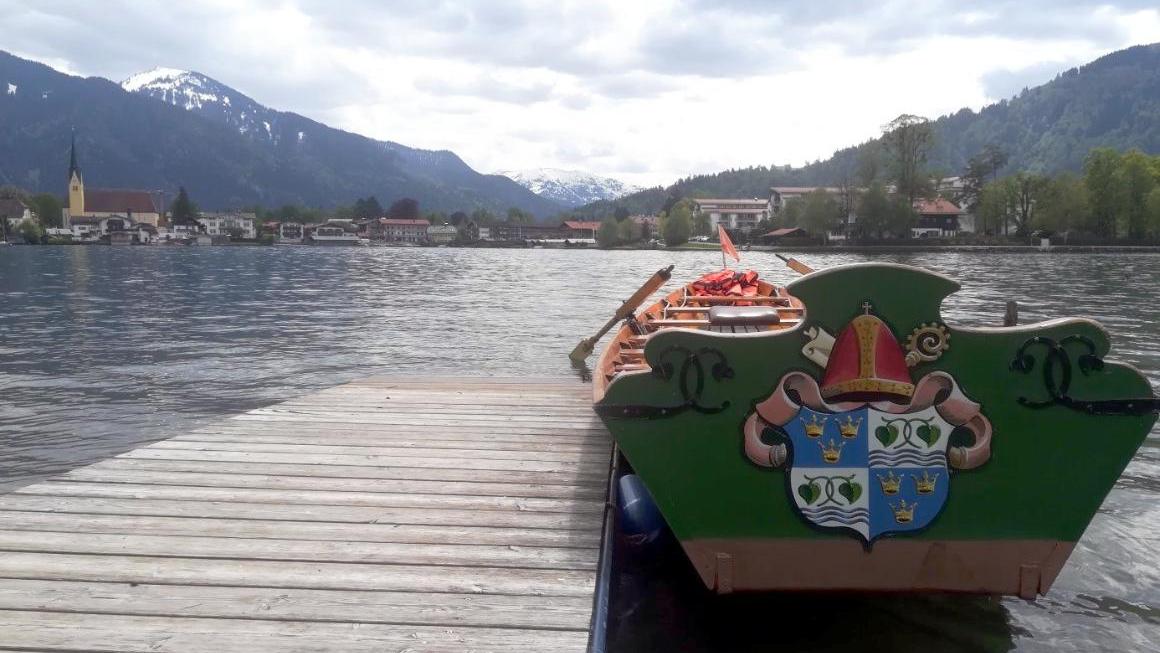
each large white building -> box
[691,198,771,232]
[197,212,258,240]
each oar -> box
[775,253,815,275]
[569,265,674,363]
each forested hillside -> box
[579,43,1160,218]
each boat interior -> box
[593,276,805,400]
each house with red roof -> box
[912,198,964,238]
[561,220,600,240]
[380,218,430,243]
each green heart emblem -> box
[917,423,941,447]
[838,480,862,504]
[797,482,821,505]
[875,424,898,447]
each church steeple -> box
[67,129,85,219]
[68,129,81,182]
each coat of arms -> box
[743,302,993,545]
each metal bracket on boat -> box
[1010,336,1160,416]
[594,346,733,419]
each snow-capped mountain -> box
[104,62,562,214]
[496,168,640,207]
[122,67,282,141]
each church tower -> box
[67,130,84,224]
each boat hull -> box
[595,263,1156,597]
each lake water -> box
[1,246,1157,652]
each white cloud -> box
[1,0,1158,187]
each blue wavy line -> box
[801,508,869,517]
[810,516,868,525]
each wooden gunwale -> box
[593,275,805,401]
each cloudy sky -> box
[4,1,1160,187]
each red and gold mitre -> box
[820,303,914,403]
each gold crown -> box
[891,499,916,523]
[818,438,845,464]
[912,470,939,495]
[878,470,901,495]
[801,414,826,438]
[839,415,862,438]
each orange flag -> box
[718,224,741,266]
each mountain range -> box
[577,43,1160,217]
[0,53,567,216]
[494,168,639,207]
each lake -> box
[1,245,1157,651]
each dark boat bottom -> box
[608,524,1023,652]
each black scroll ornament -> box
[1009,335,1160,416]
[595,346,734,419]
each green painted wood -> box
[599,263,1156,545]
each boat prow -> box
[593,262,1157,597]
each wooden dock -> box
[0,377,612,652]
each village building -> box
[278,222,304,242]
[491,222,564,241]
[380,218,430,243]
[197,212,258,240]
[0,198,33,230]
[691,198,770,232]
[769,187,846,215]
[427,224,458,244]
[63,133,163,228]
[912,198,964,238]
[561,220,600,241]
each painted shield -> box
[785,405,951,543]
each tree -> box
[779,198,804,228]
[1084,148,1123,238]
[449,211,469,226]
[596,217,620,248]
[506,207,534,224]
[882,114,934,204]
[28,194,63,228]
[856,143,882,187]
[388,198,420,220]
[1145,187,1160,238]
[662,200,693,246]
[613,206,630,222]
[692,210,711,236]
[977,180,1011,236]
[352,196,384,220]
[960,144,1009,214]
[617,217,641,244]
[799,189,843,237]
[1117,149,1157,239]
[857,184,893,238]
[470,208,496,226]
[1034,173,1089,234]
[170,186,198,225]
[17,219,44,244]
[1009,173,1047,235]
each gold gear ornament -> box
[905,323,950,367]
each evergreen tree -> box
[170,186,198,225]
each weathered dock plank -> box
[0,377,609,652]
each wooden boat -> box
[591,261,1158,598]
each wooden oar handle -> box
[614,265,674,320]
[776,254,814,275]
